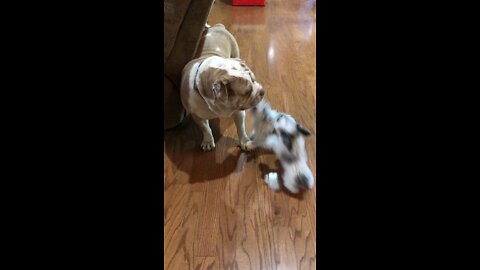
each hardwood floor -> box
[164,0,316,269]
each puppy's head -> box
[199,59,264,110]
[251,101,311,145]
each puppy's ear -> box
[296,124,311,137]
[280,130,293,151]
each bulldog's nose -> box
[258,89,265,98]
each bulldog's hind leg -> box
[232,111,250,151]
[192,114,215,151]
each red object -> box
[232,0,266,6]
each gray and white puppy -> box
[246,101,314,193]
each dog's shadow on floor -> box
[165,116,308,199]
[165,116,244,183]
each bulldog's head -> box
[199,58,264,111]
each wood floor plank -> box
[164,187,203,270]
[194,257,218,270]
[214,149,277,270]
[194,181,221,257]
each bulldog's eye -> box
[249,72,255,82]
[226,84,235,96]
[244,85,253,96]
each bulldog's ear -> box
[200,67,231,101]
[212,79,230,103]
[296,123,311,137]
[199,81,215,100]
[212,80,222,97]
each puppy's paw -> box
[201,140,215,151]
[264,172,280,191]
[284,181,300,194]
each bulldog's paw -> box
[201,140,215,151]
[244,140,258,151]
[249,129,256,140]
[239,139,255,151]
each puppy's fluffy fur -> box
[246,101,314,193]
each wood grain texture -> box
[164,0,316,269]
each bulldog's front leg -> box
[232,111,250,151]
[192,114,215,151]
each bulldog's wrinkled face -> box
[200,59,264,110]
